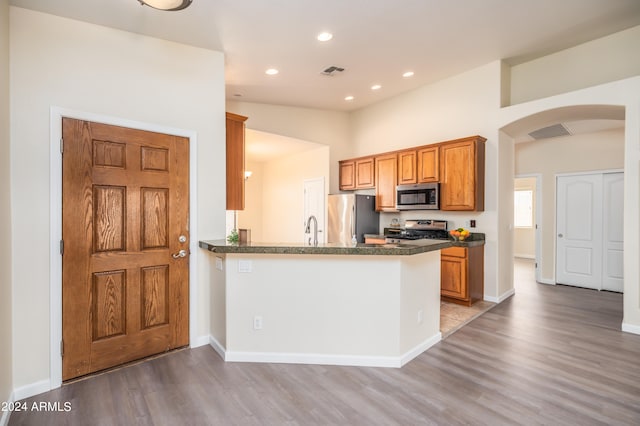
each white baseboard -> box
[208,335,226,360]
[0,390,14,426]
[622,322,640,335]
[484,288,515,304]
[190,334,210,348]
[12,379,50,402]
[399,333,442,366]
[219,333,441,369]
[537,277,556,285]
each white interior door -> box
[602,172,624,292]
[303,177,325,244]
[556,174,603,289]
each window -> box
[514,190,533,228]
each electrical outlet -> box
[215,257,223,271]
[470,220,476,228]
[417,309,423,324]
[253,316,263,330]
[238,259,252,273]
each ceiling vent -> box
[320,66,345,76]
[528,123,572,140]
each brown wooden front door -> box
[61,118,190,381]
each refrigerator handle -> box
[351,205,356,238]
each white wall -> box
[510,25,640,105]
[236,160,264,241]
[225,101,350,194]
[515,128,624,280]
[0,0,13,419]
[349,61,505,302]
[10,7,226,391]
[238,145,330,243]
[261,146,330,243]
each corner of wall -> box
[1,0,13,417]
[500,60,511,108]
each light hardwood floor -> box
[9,259,640,425]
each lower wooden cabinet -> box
[441,245,484,306]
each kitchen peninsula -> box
[199,239,453,368]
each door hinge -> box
[60,137,64,154]
[60,340,64,357]
[60,240,64,255]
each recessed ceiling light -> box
[265,68,279,75]
[317,32,333,42]
[371,84,381,91]
[402,71,415,78]
[344,95,354,101]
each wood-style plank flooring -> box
[9,259,640,425]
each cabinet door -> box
[355,158,375,188]
[440,138,485,211]
[417,146,439,183]
[226,112,248,210]
[441,254,467,300]
[339,160,356,190]
[375,153,398,211]
[397,150,417,185]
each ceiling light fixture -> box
[402,71,415,78]
[371,84,381,91]
[344,95,354,101]
[137,0,192,11]
[317,32,333,42]
[265,68,279,75]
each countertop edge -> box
[198,240,456,256]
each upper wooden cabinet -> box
[375,153,398,211]
[416,145,439,183]
[339,157,375,190]
[339,160,356,190]
[338,135,484,211]
[439,136,485,211]
[397,149,417,185]
[226,112,248,211]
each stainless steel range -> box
[385,219,449,243]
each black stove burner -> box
[392,229,450,240]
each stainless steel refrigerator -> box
[327,194,380,244]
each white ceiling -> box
[10,0,640,112]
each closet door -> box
[556,174,603,290]
[556,172,624,292]
[602,173,624,292]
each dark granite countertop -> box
[199,239,453,256]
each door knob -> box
[558,233,563,238]
[178,235,187,243]
[172,249,187,258]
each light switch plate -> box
[215,257,223,271]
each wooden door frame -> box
[49,106,199,390]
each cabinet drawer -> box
[442,246,466,258]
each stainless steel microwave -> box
[396,183,439,210]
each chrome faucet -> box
[305,215,318,246]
